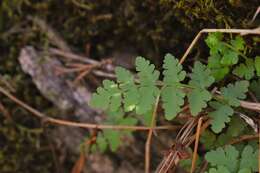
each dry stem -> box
[0,86,179,131]
[190,117,203,173]
[145,96,160,173]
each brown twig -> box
[27,16,71,52]
[187,118,211,146]
[50,48,116,80]
[190,117,203,173]
[155,118,199,173]
[228,134,258,145]
[145,95,160,173]
[49,48,99,65]
[0,86,180,131]
[71,134,97,173]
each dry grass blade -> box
[250,6,260,24]
[190,117,203,173]
[155,118,198,173]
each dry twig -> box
[0,86,180,131]
[71,134,97,173]
[190,117,203,173]
[145,96,160,173]
[228,134,258,145]
[27,16,71,52]
[155,118,199,173]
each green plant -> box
[89,33,259,172]
[205,145,258,173]
[206,33,260,81]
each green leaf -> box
[233,58,255,80]
[135,57,160,114]
[208,54,229,81]
[216,133,231,146]
[200,130,216,149]
[239,145,258,172]
[221,81,249,107]
[117,117,138,126]
[254,56,260,77]
[231,36,245,51]
[209,101,234,133]
[205,145,239,172]
[221,50,239,65]
[207,166,230,173]
[161,54,186,120]
[90,80,121,111]
[188,61,214,115]
[179,154,201,172]
[188,88,212,116]
[143,109,153,125]
[238,168,251,173]
[96,134,108,152]
[226,116,246,137]
[115,67,139,112]
[103,130,121,152]
[189,61,215,88]
[206,32,223,48]
[205,33,223,55]
[216,116,247,146]
[211,67,229,81]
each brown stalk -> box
[71,134,97,173]
[190,117,203,173]
[231,134,259,145]
[49,48,99,65]
[145,95,160,173]
[187,119,211,146]
[0,86,180,131]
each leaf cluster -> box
[206,33,260,81]
[90,51,250,152]
[205,145,258,173]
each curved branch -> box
[0,86,180,131]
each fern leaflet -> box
[161,54,186,120]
